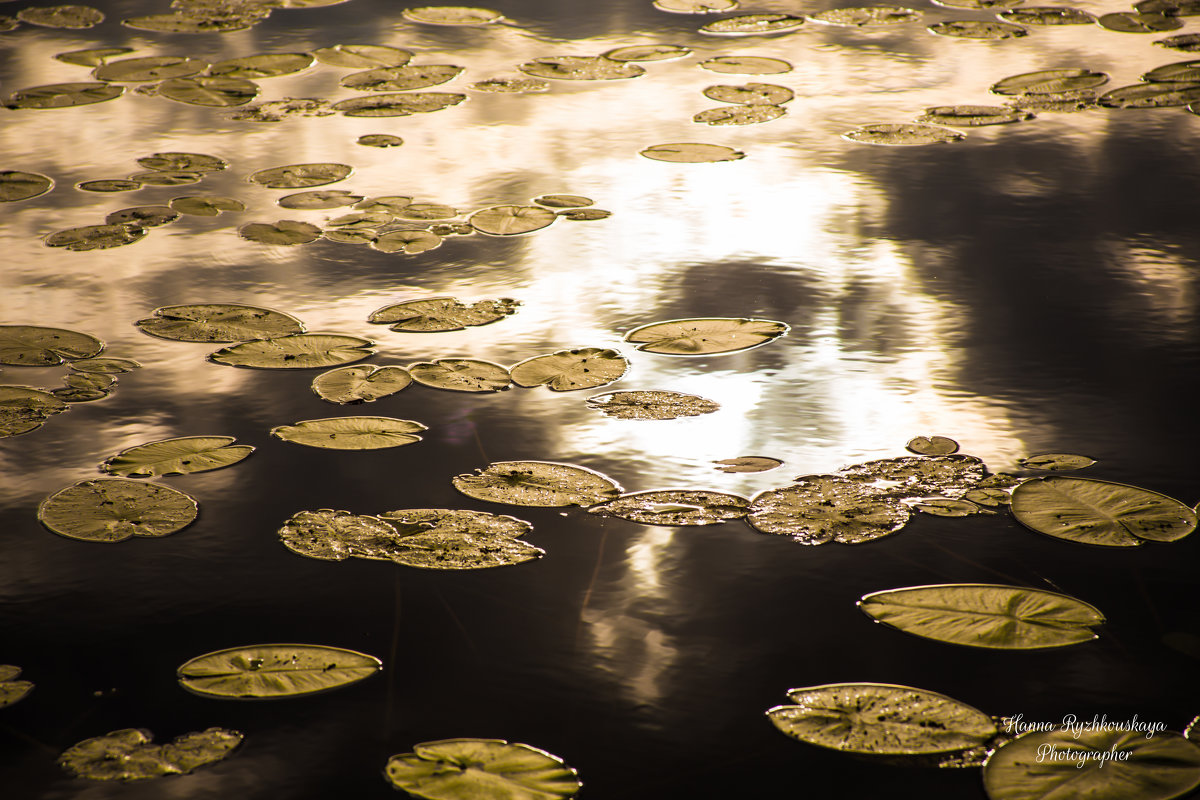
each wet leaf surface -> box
[159,76,260,107]
[409,359,512,392]
[369,297,520,332]
[0,170,53,202]
[640,142,746,162]
[139,153,228,175]
[603,44,692,62]
[59,728,242,780]
[372,229,444,253]
[105,205,180,227]
[1156,33,1200,51]
[128,170,200,186]
[1144,60,1200,82]
[713,456,782,473]
[334,92,467,116]
[558,208,611,220]
[810,6,922,25]
[94,56,208,83]
[385,739,581,799]
[280,509,413,561]
[470,77,551,92]
[270,416,426,449]
[122,13,261,34]
[0,325,103,365]
[453,461,622,507]
[913,498,986,516]
[0,386,68,437]
[843,123,966,145]
[401,6,504,25]
[280,190,364,209]
[0,665,33,708]
[533,194,593,208]
[358,133,404,147]
[17,5,103,28]
[77,179,141,192]
[469,204,557,235]
[510,347,629,391]
[859,584,1105,649]
[239,219,323,245]
[312,365,412,404]
[1010,476,1198,546]
[748,476,912,544]
[927,20,1027,38]
[518,56,645,81]
[694,104,786,125]
[177,644,381,698]
[55,47,134,67]
[101,436,254,477]
[314,44,414,69]
[698,55,792,74]
[45,223,146,250]
[379,508,533,539]
[380,531,545,569]
[169,195,245,216]
[699,13,805,35]
[7,82,124,109]
[1098,11,1183,31]
[655,0,739,11]
[838,455,987,500]
[209,333,373,369]
[703,83,793,105]
[906,435,960,455]
[136,303,304,342]
[625,317,788,355]
[990,69,1110,95]
[208,53,315,79]
[588,489,749,525]
[341,64,464,91]
[998,7,1096,24]
[1099,82,1200,107]
[249,163,352,189]
[38,478,198,542]
[917,105,1033,125]
[586,389,719,420]
[1017,453,1096,470]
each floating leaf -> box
[1010,476,1197,546]
[6,82,124,109]
[279,509,415,561]
[748,477,911,544]
[382,531,545,570]
[379,508,533,539]
[409,359,512,392]
[325,229,377,244]
[603,44,693,62]
[101,436,254,477]
[558,208,611,221]
[38,478,198,542]
[927,20,1027,38]
[56,47,134,67]
[906,436,960,455]
[0,325,102,365]
[401,6,504,24]
[839,455,987,500]
[990,69,1109,95]
[533,194,593,208]
[270,416,426,449]
[105,206,180,227]
[624,317,788,355]
[136,303,304,342]
[699,13,805,35]
[655,0,739,11]
[453,461,622,507]
[78,179,141,192]
[0,666,33,708]
[932,0,1023,7]
[372,230,444,253]
[137,152,227,173]
[916,106,1033,125]
[280,190,364,209]
[964,487,1012,506]
[470,77,551,92]
[385,739,581,800]
[312,365,412,404]
[0,171,53,202]
[518,56,645,81]
[45,223,145,250]
[589,489,749,525]
[94,56,208,83]
[17,5,103,28]
[1098,11,1182,31]
[208,53,315,79]
[159,76,260,107]
[232,97,336,121]
[313,44,413,69]
[998,7,1096,24]
[334,92,466,116]
[698,55,792,74]
[59,728,242,780]
[469,205,557,235]
[169,195,245,216]
[1144,60,1200,82]
[1017,453,1096,470]
[1099,82,1200,107]
[0,385,68,437]
[249,163,352,189]
[703,83,793,105]
[586,389,719,420]
[128,170,200,186]
[983,729,1200,800]
[122,13,260,34]
[843,123,965,145]
[239,220,322,245]
[914,498,985,516]
[177,644,381,699]
[358,134,404,147]
[1138,0,1200,13]
[1156,33,1200,52]
[510,347,629,391]
[640,142,746,162]
[713,456,782,473]
[68,357,140,374]
[399,202,458,220]
[327,212,391,229]
[694,104,785,125]
[369,297,520,332]
[810,6,922,25]
[210,333,373,369]
[859,584,1105,649]
[768,683,996,755]
[341,65,464,91]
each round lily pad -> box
[312,365,412,404]
[409,359,512,392]
[533,194,593,208]
[340,65,464,92]
[333,92,467,116]
[694,105,786,125]
[94,56,208,83]
[992,69,1110,95]
[1156,34,1200,52]
[382,531,545,570]
[932,0,1023,7]
[358,134,404,147]
[1010,476,1197,546]
[749,476,912,545]
[703,83,794,105]
[1017,453,1096,470]
[510,347,629,391]
[249,163,352,189]
[518,56,645,81]
[128,170,200,186]
[279,509,413,561]
[602,44,692,62]
[369,297,519,332]
[713,456,782,473]
[59,728,242,780]
[239,220,323,245]
[624,317,788,355]
[0,326,103,366]
[916,106,1033,125]
[279,190,364,209]
[78,179,141,192]
[559,208,611,220]
[379,508,534,539]
[45,223,146,250]
[105,206,180,227]
[122,13,262,34]
[177,644,381,699]
[17,5,104,28]
[1099,82,1200,107]
[0,666,34,708]
[314,44,414,69]
[588,489,749,525]
[101,436,254,477]
[699,13,805,35]
[169,196,245,216]
[209,333,374,369]
[927,20,1027,38]
[654,0,739,11]
[586,389,719,420]
[38,478,198,542]
[208,53,315,79]
[1144,60,1200,82]
[56,47,134,67]
[0,385,68,437]
[809,6,922,25]
[138,153,227,175]
[640,142,746,162]
[270,416,427,449]
[843,122,966,145]
[453,461,623,507]
[159,76,260,107]
[0,171,53,202]
[906,435,961,455]
[698,55,792,74]
[1098,11,1182,31]
[998,6,1097,24]
[6,82,124,109]
[136,303,304,342]
[401,6,504,24]
[839,455,987,499]
[469,205,557,235]
[372,230,444,253]
[385,739,581,799]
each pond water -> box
[2,0,1200,797]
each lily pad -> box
[95,56,208,83]
[208,53,315,79]
[998,6,1096,24]
[510,347,629,391]
[559,208,611,221]
[341,65,464,91]
[335,92,467,116]
[1138,0,1200,12]
[78,179,142,192]
[703,83,793,105]
[6,82,124,109]
[932,0,1023,6]
[748,476,912,544]
[101,436,254,477]
[1010,476,1197,546]
[209,333,374,369]
[698,56,792,74]
[533,194,593,208]
[401,6,504,24]
[453,461,622,507]
[385,739,581,800]
[379,531,545,570]
[358,134,404,147]
[128,170,200,186]
[17,5,103,28]
[105,206,180,227]
[588,489,749,525]
[312,365,411,404]
[369,297,520,332]
[313,44,413,69]
[983,729,1200,800]
[279,509,415,561]
[1017,453,1095,470]
[917,106,1033,125]
[913,498,985,516]
[1156,33,1200,52]
[624,317,788,355]
[138,152,230,175]
[654,0,739,11]
[38,478,198,542]
[122,13,261,34]
[59,728,242,780]
[372,230,444,253]
[280,190,364,209]
[810,6,923,25]
[518,56,645,81]
[1098,11,1182,31]
[0,385,68,436]
[843,123,965,145]
[603,44,693,62]
[1099,82,1200,107]
[270,416,426,449]
[177,644,381,699]
[768,683,996,755]
[0,325,103,365]
[136,303,304,342]
[927,20,1027,38]
[1144,60,1200,82]
[906,435,960,455]
[326,212,391,230]
[56,47,134,67]
[699,13,805,35]
[586,389,719,420]
[249,163,352,189]
[469,205,557,235]
[69,357,139,374]
[0,666,33,708]
[45,223,146,250]
[0,171,53,202]
[409,359,512,392]
[169,195,245,216]
[239,220,323,245]
[694,104,786,125]
[990,69,1109,95]
[859,584,1105,649]
[713,456,782,473]
[470,77,551,92]
[838,455,987,500]
[379,508,534,539]
[159,76,259,107]
[640,142,746,162]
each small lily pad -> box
[358,134,404,147]
[748,477,912,544]
[208,53,315,79]
[280,509,414,560]
[271,416,426,449]
[602,44,693,62]
[1144,61,1200,82]
[38,478,198,542]
[159,76,260,107]
[385,739,581,799]
[0,171,53,202]
[510,347,629,391]
[59,728,242,780]
[843,123,965,145]
[906,436,960,455]
[312,365,412,404]
[469,205,557,235]
[102,436,254,477]
[1099,82,1200,107]
[369,297,520,332]
[314,44,414,69]
[586,390,719,420]
[94,56,208,83]
[713,456,782,473]
[280,190,364,209]
[640,142,746,162]
[400,202,458,220]
[169,195,245,216]
[46,223,146,250]
[56,47,134,67]
[138,153,226,175]
[913,498,984,516]
[17,5,104,28]
[453,461,622,507]
[401,6,504,25]
[409,359,512,392]
[136,303,304,342]
[559,208,611,221]
[177,644,381,699]
[105,206,180,227]
[0,385,68,437]
[470,77,551,92]
[333,92,467,116]
[78,179,141,192]
[589,489,749,525]
[694,104,786,125]
[239,220,323,245]
[0,325,103,365]
[0,666,33,708]
[916,105,1033,125]
[859,583,1105,649]
[533,194,593,208]
[518,56,646,81]
[990,69,1109,95]
[249,163,352,189]
[998,7,1096,24]
[210,333,374,369]
[1098,11,1182,31]
[698,55,792,74]
[1017,453,1096,470]
[1010,476,1197,546]
[341,65,464,91]
[927,20,1027,38]
[625,317,788,355]
[703,83,794,105]
[128,170,200,186]
[6,82,124,109]
[810,6,922,25]
[655,0,739,11]
[699,13,805,35]
[372,229,444,253]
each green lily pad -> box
[983,729,1200,800]
[624,317,788,355]
[379,508,534,538]
[239,220,322,245]
[768,683,996,755]
[990,69,1110,95]
[699,13,805,35]
[748,476,912,544]
[101,436,254,477]
[369,297,519,332]
[0,666,33,708]
[358,134,404,147]
[312,365,412,404]
[913,498,985,516]
[927,20,1027,38]
[105,206,180,227]
[6,82,124,109]
[69,357,140,374]
[341,64,464,91]
[128,170,200,186]
[1156,33,1200,51]
[1099,82,1200,107]
[0,325,103,365]
[159,76,260,107]
[453,461,622,507]
[136,303,304,342]
[279,509,414,560]
[38,478,198,542]
[694,104,786,125]
[906,436,960,455]
[77,179,142,192]
[333,92,467,116]
[1098,11,1183,31]
[602,44,693,62]
[0,385,68,437]
[209,333,372,369]
[208,53,315,79]
[372,230,444,253]
[401,6,504,24]
[314,44,414,69]
[810,6,922,25]
[409,359,512,392]
[249,163,352,189]
[917,105,1033,125]
[470,77,552,92]
[17,5,103,28]
[838,455,987,499]
[533,194,593,208]
[324,229,377,244]
[655,0,739,11]
[138,153,227,175]
[558,209,611,220]
[998,6,1096,23]
[713,456,782,473]
[1144,60,1200,81]
[698,55,792,74]
[1017,453,1096,470]
[122,13,261,34]
[45,223,146,250]
[381,531,545,570]
[844,123,966,145]
[326,212,390,230]
[510,347,629,391]
[270,416,426,449]
[56,47,134,67]
[640,142,746,162]
[703,83,793,105]
[469,205,557,235]
[964,487,1013,506]
[177,644,381,699]
[0,171,53,202]
[859,584,1105,649]
[232,97,337,121]
[59,728,242,780]
[430,222,474,236]
[169,195,245,216]
[94,56,208,83]
[588,489,749,525]
[1010,476,1197,546]
[517,56,646,81]
[586,389,719,420]
[385,739,581,800]
[280,190,364,209]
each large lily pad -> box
[843,123,965,145]
[409,359,512,392]
[402,6,504,24]
[810,6,922,25]
[453,461,622,507]
[379,508,533,539]
[239,220,322,245]
[748,476,912,544]
[45,223,146,250]
[17,5,104,28]
[209,53,315,79]
[837,455,987,500]
[38,478,198,542]
[370,297,520,332]
[341,65,464,91]
[122,13,263,34]
[358,134,405,148]
[78,179,141,193]
[768,683,996,755]
[1098,11,1182,31]
[314,44,414,69]
[333,92,466,116]
[0,665,34,708]
[1010,476,1197,546]
[470,77,551,93]
[249,163,352,189]
[136,304,304,342]
[533,194,593,208]
[991,69,1109,95]
[313,365,412,404]
[586,390,719,420]
[95,56,208,83]
[469,205,557,235]
[101,436,254,477]
[159,76,259,107]
[640,142,746,162]
[59,728,242,780]
[713,456,782,473]
[7,82,124,109]
[699,13,805,34]
[177,644,381,699]
[0,386,68,437]
[209,333,373,369]
[1157,33,1200,52]
[279,509,414,561]
[385,739,581,800]
[624,317,788,355]
[983,729,1200,800]
[270,416,426,449]
[128,170,201,186]
[588,489,749,526]
[1144,60,1200,82]
[1099,82,1200,107]
[0,325,102,365]
[137,152,227,172]
[859,584,1105,649]
[517,56,646,81]
[510,348,629,391]
[699,56,792,74]
[0,171,53,202]
[280,190,364,210]
[169,195,245,216]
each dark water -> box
[2,0,1199,797]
